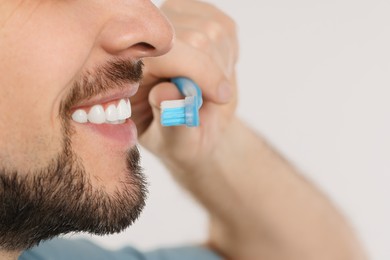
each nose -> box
[99,1,174,59]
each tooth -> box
[117,99,128,120]
[88,105,106,124]
[105,104,119,122]
[126,99,132,118]
[112,119,126,124]
[72,109,88,123]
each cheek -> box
[0,112,64,173]
[0,1,97,116]
[0,35,77,172]
[0,3,96,172]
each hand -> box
[131,0,239,175]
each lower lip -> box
[80,119,137,148]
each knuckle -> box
[180,30,212,51]
[201,15,237,43]
[201,19,225,40]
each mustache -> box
[60,59,144,117]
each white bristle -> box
[161,99,185,109]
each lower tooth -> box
[106,119,126,125]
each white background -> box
[73,1,390,259]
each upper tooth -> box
[117,99,128,120]
[105,104,119,122]
[72,109,88,123]
[126,99,132,118]
[71,98,132,124]
[88,105,106,124]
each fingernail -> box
[218,81,232,102]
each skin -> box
[0,0,367,259]
[0,0,172,258]
[0,0,172,190]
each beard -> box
[0,59,147,251]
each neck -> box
[0,250,20,260]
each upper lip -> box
[72,83,140,109]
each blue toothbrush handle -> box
[171,77,203,109]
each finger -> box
[139,82,198,155]
[162,0,224,18]
[144,41,233,104]
[163,4,238,58]
[148,82,182,109]
[161,2,239,77]
[174,27,237,78]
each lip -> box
[69,83,140,148]
[72,117,138,149]
[79,119,138,148]
[72,83,139,109]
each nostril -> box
[133,42,156,52]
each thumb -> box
[149,81,183,109]
[139,82,192,154]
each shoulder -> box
[19,238,222,260]
[19,238,144,260]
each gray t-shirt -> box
[19,238,222,260]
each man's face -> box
[0,0,173,250]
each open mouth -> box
[69,84,139,146]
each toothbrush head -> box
[161,96,200,127]
[160,77,202,127]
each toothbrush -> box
[160,77,203,127]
